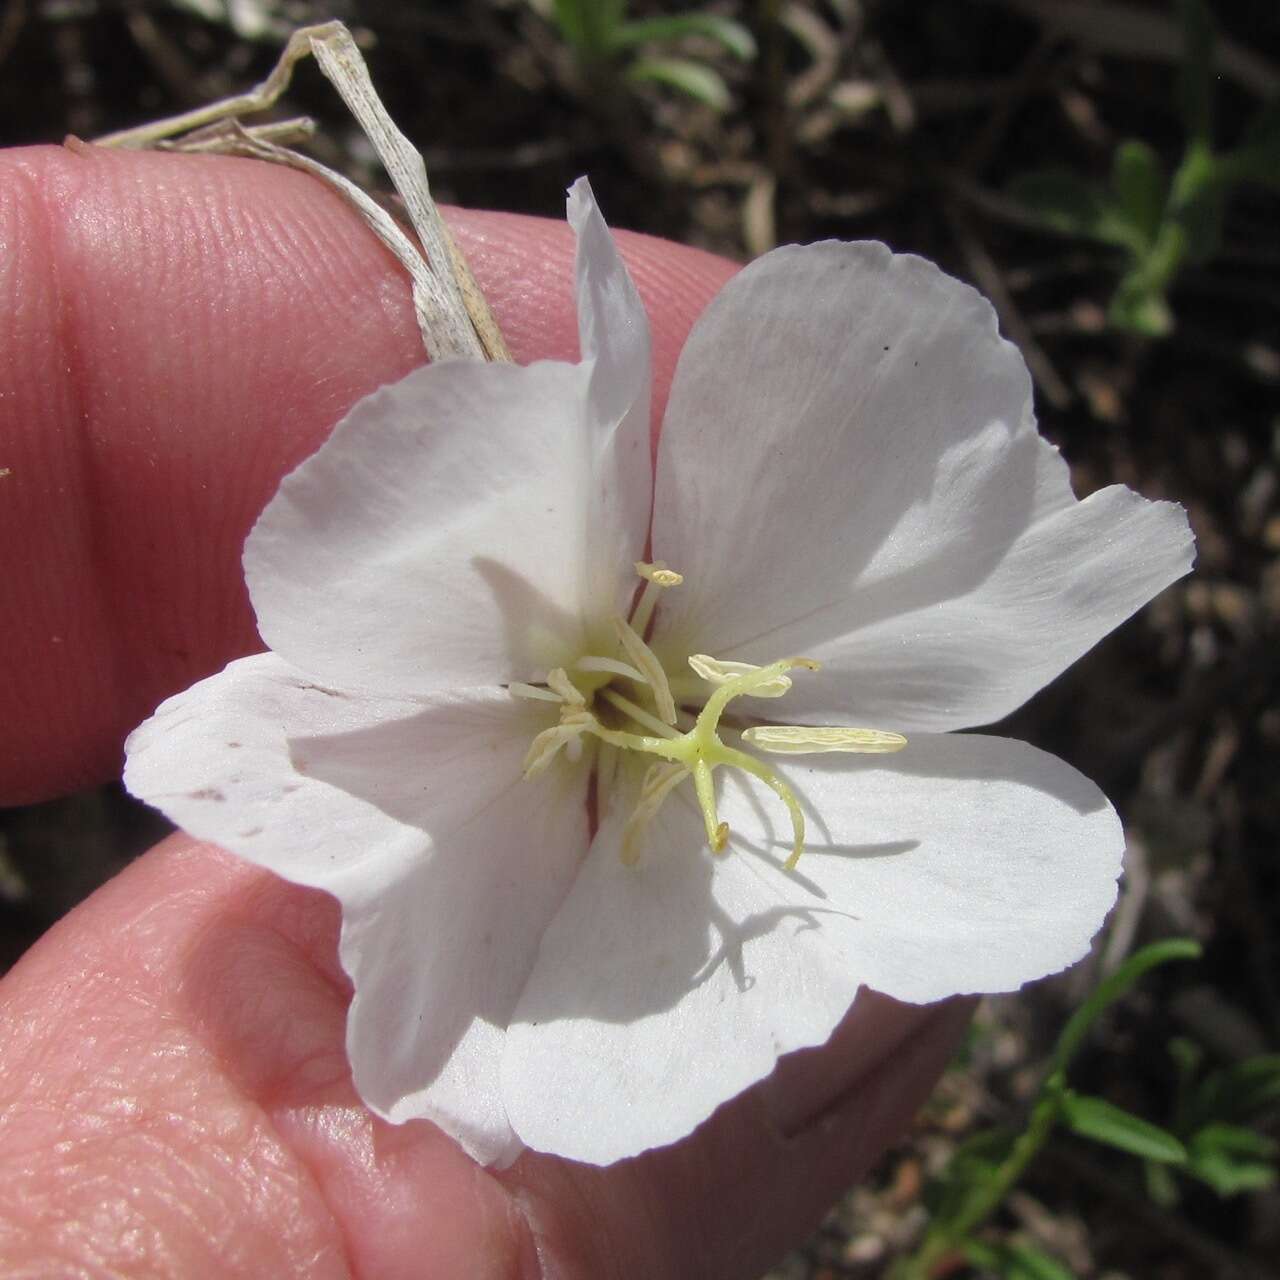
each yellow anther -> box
[712,821,729,853]
[688,654,792,697]
[635,560,684,587]
[741,725,908,755]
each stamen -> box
[630,560,682,637]
[523,716,591,777]
[508,682,562,703]
[614,615,678,726]
[621,761,688,865]
[546,668,585,706]
[575,655,645,682]
[599,687,680,739]
[635,560,684,587]
[687,654,792,698]
[742,726,908,754]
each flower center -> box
[510,563,906,870]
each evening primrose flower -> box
[124,179,1194,1168]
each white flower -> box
[124,179,1195,1168]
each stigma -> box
[510,563,906,871]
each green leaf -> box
[1176,0,1216,142]
[551,0,628,62]
[1007,170,1138,251]
[1169,145,1226,264]
[626,56,731,110]
[1189,1125,1279,1196]
[1060,1091,1188,1163]
[1191,1123,1278,1161]
[1051,939,1201,1076]
[1111,140,1167,249]
[612,13,756,60]
[962,1238,1078,1280]
[1003,1241,1079,1280]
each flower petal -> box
[650,242,1193,730]
[568,177,655,614]
[245,358,604,695]
[245,182,653,697]
[124,654,589,1166]
[716,731,1123,1002]
[770,484,1194,732]
[501,732,1119,1162]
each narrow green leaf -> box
[1191,1123,1278,1161]
[1003,1240,1079,1280]
[1111,140,1167,248]
[551,0,628,62]
[1051,939,1200,1075]
[961,1239,1078,1280]
[1007,170,1138,251]
[626,56,730,110]
[1060,1091,1188,1163]
[1109,273,1173,337]
[612,13,756,60]
[1189,1126,1279,1196]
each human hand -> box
[0,145,970,1277]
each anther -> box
[741,726,908,755]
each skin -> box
[0,144,971,1278]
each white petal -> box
[501,732,1119,1162]
[715,732,1123,1002]
[772,485,1195,732]
[125,655,589,1166]
[245,358,607,696]
[568,178,655,615]
[650,242,1193,730]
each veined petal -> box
[771,484,1194,732]
[568,178,655,616]
[245,359,606,695]
[501,732,1120,1163]
[717,731,1122,1002]
[650,242,1192,730]
[502,777,860,1164]
[124,655,589,1167]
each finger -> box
[0,145,736,804]
[0,835,968,1278]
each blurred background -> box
[1,1,1277,1275]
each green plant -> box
[892,939,1203,1280]
[537,0,755,110]
[1144,1038,1280,1204]
[1008,0,1280,336]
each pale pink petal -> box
[650,242,1192,731]
[125,655,589,1166]
[502,733,1119,1162]
[568,177,655,614]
